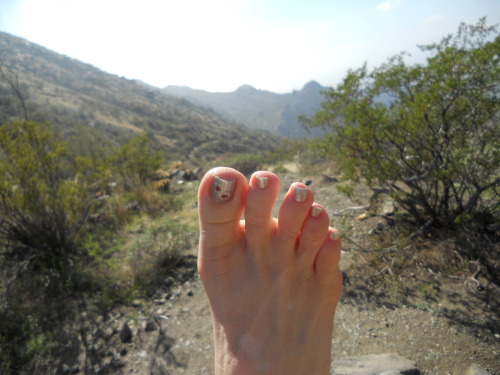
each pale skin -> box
[198,167,343,375]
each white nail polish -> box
[256,176,268,189]
[211,176,236,202]
[330,231,340,241]
[311,206,322,217]
[294,187,308,203]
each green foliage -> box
[112,132,162,188]
[128,219,195,288]
[0,120,107,267]
[308,19,499,227]
[222,152,265,175]
[266,138,312,163]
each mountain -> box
[0,32,280,160]
[163,80,328,138]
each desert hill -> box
[163,80,327,138]
[0,32,280,160]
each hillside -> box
[163,80,327,138]
[0,32,280,160]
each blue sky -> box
[1,0,499,93]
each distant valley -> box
[163,81,328,138]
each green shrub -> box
[307,19,499,228]
[223,152,265,175]
[0,120,108,271]
[112,132,162,188]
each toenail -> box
[211,176,236,202]
[330,231,341,241]
[311,206,322,217]
[294,186,308,203]
[256,176,268,189]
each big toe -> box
[198,167,248,261]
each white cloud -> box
[423,14,445,23]
[376,0,401,12]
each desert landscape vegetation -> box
[0,18,498,375]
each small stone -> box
[146,285,156,297]
[382,200,396,215]
[465,364,492,375]
[119,322,133,343]
[92,327,102,339]
[163,277,174,287]
[61,364,71,374]
[103,325,115,340]
[143,320,156,332]
[131,299,142,308]
[187,290,194,297]
[332,353,419,375]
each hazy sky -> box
[1,0,499,93]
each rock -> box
[61,364,79,374]
[163,276,175,287]
[125,200,141,211]
[369,222,385,235]
[382,200,396,216]
[465,364,492,375]
[131,299,142,307]
[323,174,339,183]
[146,285,156,297]
[119,322,133,343]
[102,325,115,340]
[193,166,203,179]
[331,353,420,375]
[142,319,156,332]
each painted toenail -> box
[211,176,236,202]
[330,231,341,241]
[311,206,322,217]
[294,186,308,203]
[256,176,268,189]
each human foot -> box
[198,167,342,375]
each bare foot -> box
[198,167,342,375]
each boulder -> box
[332,353,420,375]
[465,364,492,375]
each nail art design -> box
[211,176,236,202]
[294,186,308,203]
[330,231,341,241]
[311,206,322,217]
[256,176,268,189]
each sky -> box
[1,0,499,93]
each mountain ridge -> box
[163,80,328,138]
[0,31,280,161]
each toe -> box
[297,204,330,264]
[314,229,342,283]
[198,167,248,260]
[276,183,314,247]
[244,171,281,249]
